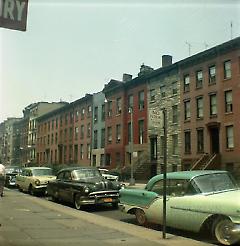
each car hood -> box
[34,175,56,181]
[76,177,119,190]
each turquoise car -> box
[119,170,240,245]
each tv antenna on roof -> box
[185,41,192,56]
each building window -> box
[224,60,231,79]
[74,127,78,140]
[56,117,58,128]
[101,128,105,148]
[87,123,91,138]
[226,125,234,149]
[70,112,74,124]
[210,94,217,116]
[75,110,79,122]
[87,144,91,159]
[138,120,144,144]
[116,152,121,167]
[172,105,178,123]
[94,106,98,123]
[197,128,204,153]
[128,94,133,111]
[55,132,58,144]
[116,124,121,143]
[81,108,85,120]
[209,65,216,84]
[74,144,78,162]
[105,154,111,166]
[138,91,144,110]
[87,105,92,117]
[225,90,233,113]
[107,101,112,117]
[101,104,105,121]
[64,129,67,142]
[93,130,98,149]
[184,100,191,120]
[69,145,73,162]
[196,70,203,88]
[107,127,112,144]
[116,97,122,114]
[160,86,166,98]
[80,144,84,159]
[183,74,190,92]
[100,154,105,167]
[196,97,203,118]
[184,131,191,153]
[65,114,68,125]
[150,89,156,101]
[172,134,178,155]
[172,82,178,95]
[80,125,84,139]
[69,127,73,140]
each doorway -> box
[209,127,219,154]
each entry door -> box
[210,127,219,153]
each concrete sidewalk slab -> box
[0,189,214,246]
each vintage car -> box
[5,166,22,187]
[47,166,122,209]
[119,170,240,245]
[98,168,119,181]
[16,167,56,195]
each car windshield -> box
[32,169,53,176]
[192,173,238,193]
[73,169,101,180]
[6,167,21,174]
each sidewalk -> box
[0,189,213,246]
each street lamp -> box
[162,108,167,239]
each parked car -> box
[98,168,119,181]
[16,167,56,195]
[47,166,122,210]
[119,170,240,245]
[5,166,22,187]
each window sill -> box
[196,117,204,121]
[184,119,191,123]
[184,152,191,155]
[210,114,217,119]
[225,111,233,115]
[226,148,234,152]
[223,77,231,81]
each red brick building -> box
[180,37,240,177]
[36,94,93,167]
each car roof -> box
[58,166,98,172]
[24,167,52,170]
[148,170,228,183]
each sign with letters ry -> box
[0,0,29,31]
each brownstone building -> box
[36,94,93,167]
[180,37,240,177]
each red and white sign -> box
[0,0,29,31]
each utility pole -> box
[162,108,167,239]
[129,107,135,186]
[230,21,233,40]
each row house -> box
[0,118,21,166]
[148,55,181,176]
[36,94,93,167]
[179,37,240,177]
[103,70,149,177]
[91,91,106,167]
[20,102,67,166]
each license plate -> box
[103,198,112,202]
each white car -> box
[98,168,119,181]
[16,167,56,195]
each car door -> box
[17,169,28,191]
[59,171,74,202]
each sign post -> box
[0,0,29,31]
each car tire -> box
[28,185,35,196]
[18,185,23,192]
[213,217,239,245]
[74,194,82,210]
[135,209,147,226]
[112,202,118,209]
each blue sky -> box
[1,0,240,122]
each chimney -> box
[162,55,172,67]
[122,73,132,82]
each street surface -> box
[1,188,218,246]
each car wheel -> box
[28,185,35,196]
[74,194,82,210]
[112,202,118,209]
[213,218,239,245]
[135,209,147,226]
[18,185,23,192]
